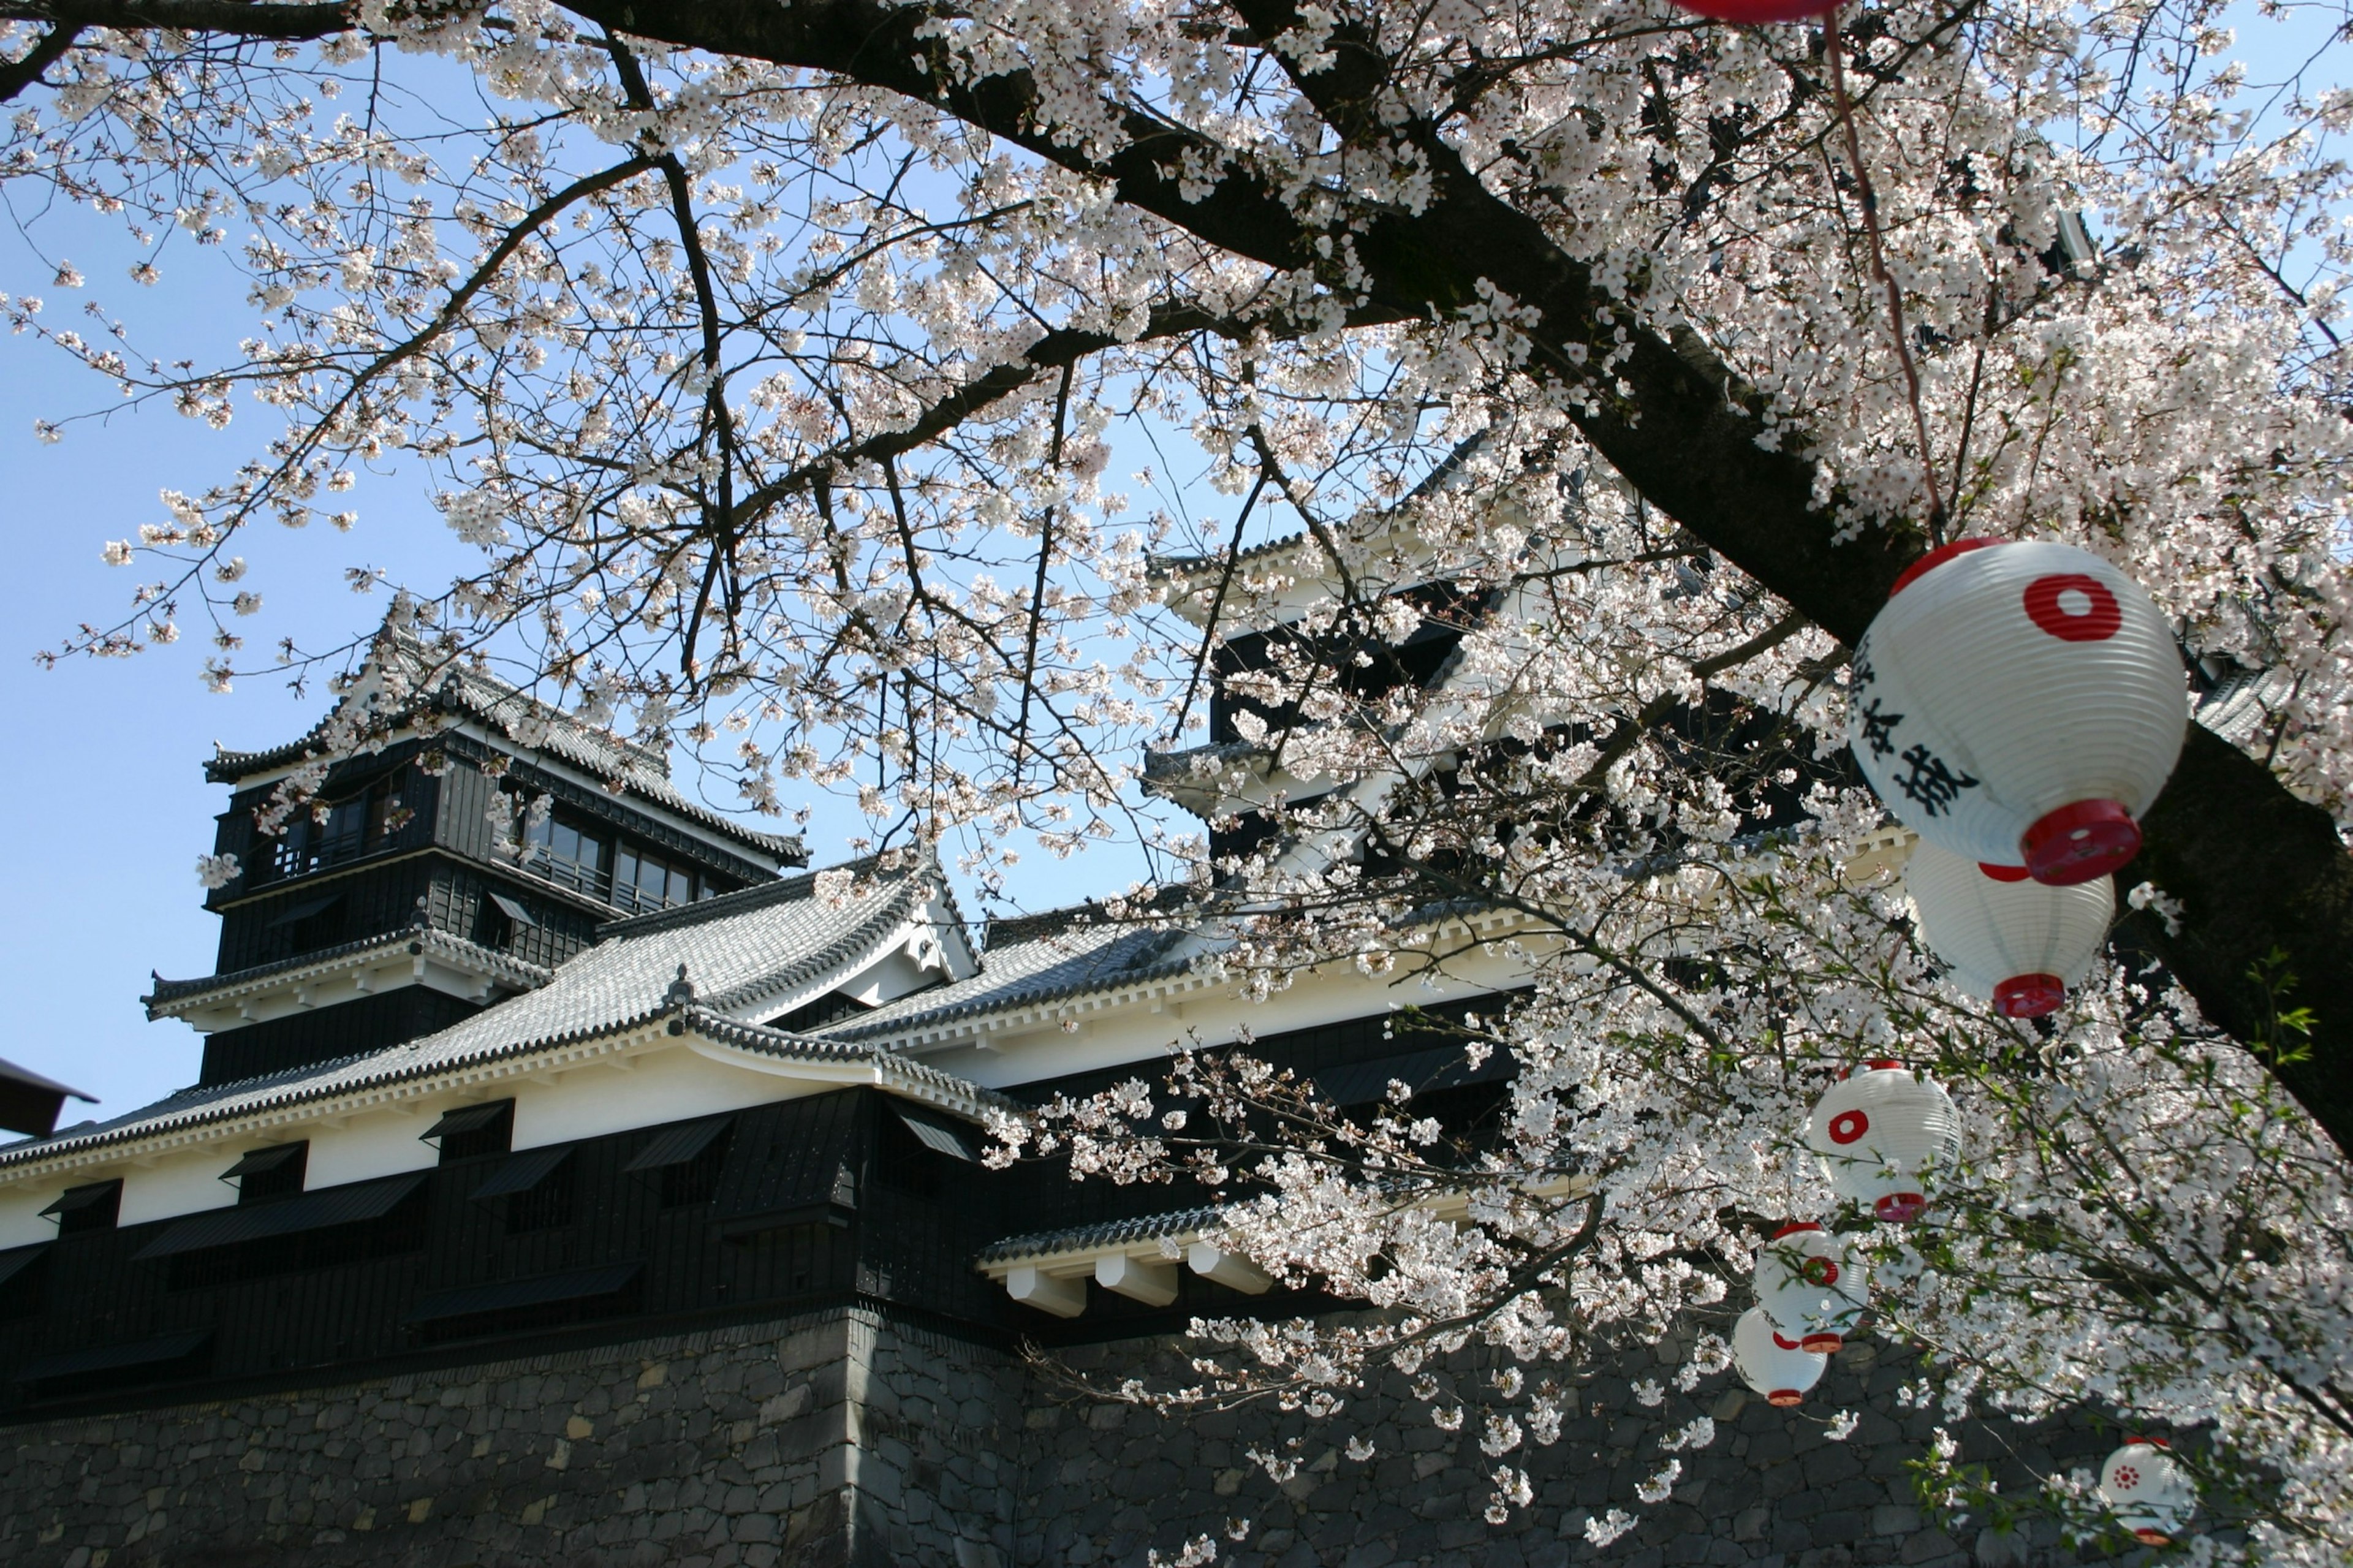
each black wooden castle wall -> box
[1,998,1523,1420]
[0,1088,974,1421]
[199,991,488,1088]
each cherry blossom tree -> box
[4,0,2351,1555]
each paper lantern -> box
[1732,1306,1828,1407]
[1847,539,2185,885]
[1666,0,1837,21]
[2098,1438,2195,1545]
[1903,841,2114,1018]
[1753,1222,1870,1351]
[1806,1062,1961,1222]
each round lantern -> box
[1806,1062,1961,1222]
[1753,1222,1871,1352]
[1903,841,2114,1018]
[1732,1306,1828,1407]
[2097,1438,2196,1545]
[1846,539,2185,885]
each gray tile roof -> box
[1148,435,1488,580]
[977,1205,1224,1265]
[828,908,1196,1042]
[145,927,553,1016]
[0,859,995,1172]
[2193,667,2298,749]
[206,629,802,863]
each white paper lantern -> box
[1732,1306,1828,1407]
[1806,1062,1961,1223]
[1903,840,2115,1017]
[1754,1222,1870,1352]
[2099,1438,2196,1545]
[1847,539,2185,885]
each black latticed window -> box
[661,1138,729,1209]
[42,1181,122,1237]
[506,1159,576,1235]
[423,1100,514,1165]
[224,1142,308,1206]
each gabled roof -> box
[0,857,980,1172]
[829,904,1197,1042]
[1148,435,1488,581]
[144,926,553,1018]
[205,629,803,865]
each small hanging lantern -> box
[1732,1306,1828,1407]
[1846,539,2185,885]
[1806,1062,1961,1222]
[1753,1222,1870,1352]
[2098,1438,2196,1545]
[1903,841,2114,1018]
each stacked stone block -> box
[0,1308,2121,1567]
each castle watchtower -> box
[146,633,805,1086]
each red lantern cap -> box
[2132,1529,2172,1547]
[2023,799,2140,884]
[1994,973,2066,1018]
[1800,1331,1843,1353]
[1771,1221,1825,1240]
[1874,1192,1928,1224]
[1767,1389,1806,1407]
[1978,862,2031,882]
[1889,537,2004,597]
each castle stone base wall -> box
[0,1308,2099,1568]
[0,1308,1018,1568]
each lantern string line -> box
[1825,9,1950,546]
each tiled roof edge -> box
[977,1203,1226,1264]
[145,928,553,1015]
[824,936,1200,1043]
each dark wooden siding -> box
[0,1089,1008,1420]
[433,737,778,889]
[207,744,442,913]
[989,995,1518,1241]
[197,990,486,1087]
[427,862,602,972]
[213,857,441,974]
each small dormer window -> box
[422,1099,515,1164]
[221,1142,308,1206]
[40,1180,123,1237]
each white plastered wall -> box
[925,934,1539,1094]
[0,1034,844,1244]
[507,1037,820,1150]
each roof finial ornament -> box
[665,964,695,1008]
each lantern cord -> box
[1825,12,1949,546]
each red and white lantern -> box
[1846,539,2185,885]
[1903,841,2114,1018]
[1732,1306,1828,1407]
[1754,1222,1870,1352]
[2098,1438,2196,1545]
[1806,1062,1961,1223]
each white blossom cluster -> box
[0,0,2347,1554]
